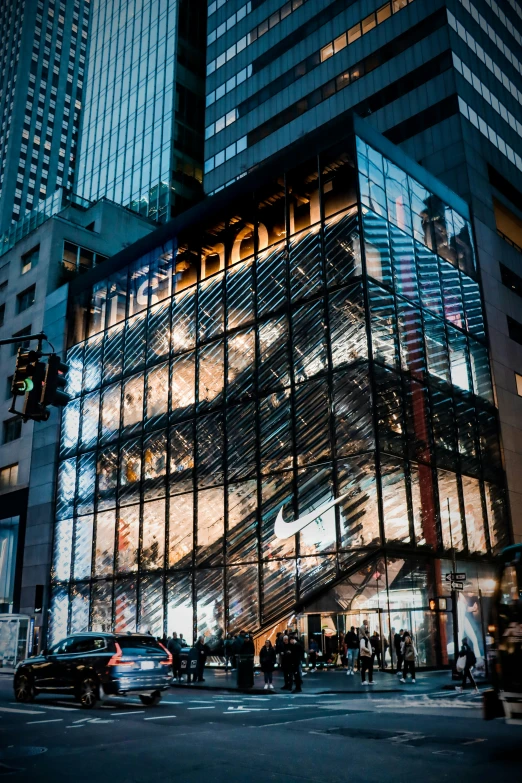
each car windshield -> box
[116,636,164,655]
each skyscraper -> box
[75,0,207,223]
[203,0,522,542]
[0,0,90,234]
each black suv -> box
[14,633,172,709]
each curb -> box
[170,683,412,695]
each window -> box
[500,263,522,298]
[516,372,522,397]
[62,241,108,274]
[16,285,36,313]
[3,418,22,444]
[11,325,32,355]
[0,464,18,489]
[507,316,522,347]
[494,198,522,252]
[0,303,4,327]
[0,280,7,294]
[500,565,519,605]
[21,245,39,274]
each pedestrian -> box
[260,639,276,690]
[308,637,319,672]
[371,630,382,669]
[345,626,359,675]
[289,636,304,693]
[455,638,478,693]
[223,633,234,669]
[280,635,293,690]
[195,635,210,682]
[359,618,370,639]
[400,633,417,683]
[394,628,404,677]
[242,632,255,655]
[359,632,374,685]
[167,631,183,681]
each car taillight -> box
[159,642,172,666]
[108,642,135,667]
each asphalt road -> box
[0,676,520,782]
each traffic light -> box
[11,348,38,396]
[23,356,48,421]
[41,353,70,408]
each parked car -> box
[13,632,172,709]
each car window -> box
[48,637,71,654]
[116,636,164,655]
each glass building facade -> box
[52,123,510,668]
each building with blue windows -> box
[50,117,509,670]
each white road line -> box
[187,706,216,710]
[144,715,177,720]
[26,718,63,725]
[162,701,183,705]
[0,706,44,715]
[271,707,297,711]
[33,704,80,712]
[110,711,145,716]
[188,700,215,703]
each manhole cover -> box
[0,747,47,760]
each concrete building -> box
[75,0,207,223]
[0,0,91,234]
[0,192,154,645]
[203,0,522,543]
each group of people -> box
[340,624,418,685]
[166,632,210,683]
[223,631,255,670]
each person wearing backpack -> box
[455,638,478,692]
[399,633,417,683]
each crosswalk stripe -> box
[144,715,177,720]
[27,718,63,725]
[0,706,44,715]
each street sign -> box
[445,572,466,582]
[449,580,464,591]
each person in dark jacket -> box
[394,628,404,676]
[289,636,304,693]
[371,631,382,669]
[167,632,183,681]
[308,637,320,672]
[195,636,210,682]
[223,633,234,669]
[242,632,255,655]
[280,635,294,690]
[456,639,478,692]
[345,626,359,675]
[260,639,276,690]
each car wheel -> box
[139,690,162,706]
[14,673,35,703]
[79,675,100,709]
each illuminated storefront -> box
[50,119,509,668]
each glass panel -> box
[94,510,116,576]
[288,226,323,302]
[227,403,256,481]
[124,312,147,375]
[228,480,258,564]
[143,430,167,499]
[440,261,464,328]
[292,300,327,382]
[329,283,367,366]
[461,475,487,553]
[56,458,76,520]
[337,455,380,548]
[115,579,137,633]
[167,572,193,641]
[197,487,224,566]
[256,241,287,317]
[77,452,96,515]
[139,575,164,637]
[106,269,128,327]
[172,288,196,353]
[97,446,118,510]
[385,159,412,234]
[478,407,502,471]
[261,471,295,559]
[416,244,442,315]
[431,387,457,460]
[227,563,259,633]
[141,499,165,570]
[100,383,121,444]
[404,379,431,462]
[150,242,174,303]
[49,586,69,645]
[70,584,90,634]
[380,457,410,544]
[333,365,374,455]
[259,390,292,474]
[297,465,336,555]
[196,413,224,487]
[363,209,392,286]
[357,138,386,216]
[374,365,405,456]
[170,351,196,419]
[448,328,470,391]
[198,273,224,341]
[196,568,224,644]
[145,362,169,427]
[169,492,194,568]
[198,340,224,408]
[397,301,425,378]
[261,558,296,624]
[66,343,84,398]
[452,212,475,274]
[295,378,330,466]
[52,517,73,581]
[461,274,484,337]
[430,197,455,264]
[73,514,94,580]
[83,333,103,392]
[117,504,139,573]
[102,323,124,383]
[227,259,254,329]
[456,395,478,465]
[409,176,433,249]
[368,282,398,368]
[484,482,509,553]
[410,463,437,548]
[80,392,100,450]
[169,422,194,495]
[227,328,255,400]
[424,314,449,383]
[128,259,150,316]
[147,300,171,364]
[324,208,361,286]
[119,438,142,505]
[91,581,113,632]
[390,225,418,302]
[122,374,144,436]
[469,340,493,403]
[258,315,290,392]
[438,469,464,551]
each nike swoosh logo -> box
[274,491,352,539]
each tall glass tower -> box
[75,0,207,223]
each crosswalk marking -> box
[27,718,63,725]
[144,715,177,720]
[188,706,215,710]
[0,706,44,715]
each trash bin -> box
[236,654,254,689]
[179,646,198,682]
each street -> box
[0,674,520,781]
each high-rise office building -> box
[203,0,522,543]
[0,0,90,234]
[75,0,207,223]
[49,117,510,669]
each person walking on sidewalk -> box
[400,633,417,683]
[195,636,210,682]
[308,637,319,672]
[260,639,276,690]
[394,628,404,677]
[345,626,359,675]
[455,639,478,693]
[371,630,382,669]
[167,632,183,681]
[280,635,294,690]
[289,636,304,693]
[360,632,374,685]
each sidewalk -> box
[172,667,472,695]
